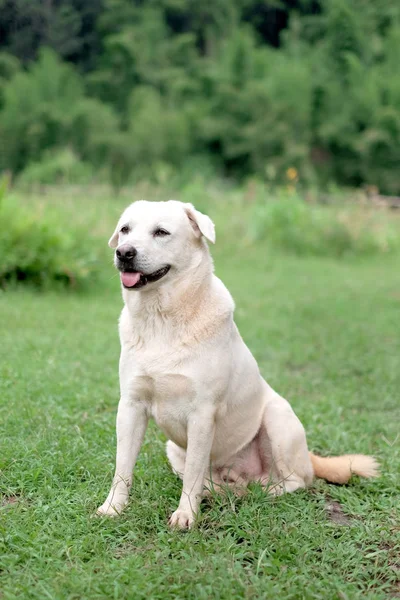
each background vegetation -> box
[1,176,399,288]
[1,0,400,192]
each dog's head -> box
[108,200,215,290]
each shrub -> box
[93,86,193,191]
[0,180,102,287]
[18,149,94,187]
[126,86,192,175]
[250,188,400,257]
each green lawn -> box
[1,191,399,599]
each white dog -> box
[96,200,379,529]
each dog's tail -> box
[309,452,379,484]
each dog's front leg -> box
[96,398,148,516]
[169,408,215,530]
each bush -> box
[18,149,94,186]
[0,180,102,287]
[250,188,400,257]
[90,86,193,191]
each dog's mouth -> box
[120,266,171,289]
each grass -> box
[1,187,400,599]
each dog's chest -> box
[122,309,188,364]
[121,310,204,448]
[137,373,195,449]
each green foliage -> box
[0,0,102,68]
[307,2,400,193]
[0,182,101,288]
[0,49,120,178]
[250,188,400,257]
[1,1,400,192]
[128,87,191,168]
[199,28,314,179]
[0,51,20,107]
[18,149,94,186]
[2,180,398,292]
[86,86,193,190]
[0,48,85,173]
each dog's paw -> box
[267,482,285,497]
[169,508,195,530]
[266,476,306,496]
[95,500,126,517]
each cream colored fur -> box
[96,200,379,529]
[309,453,379,484]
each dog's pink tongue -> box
[121,272,141,287]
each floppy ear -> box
[108,225,119,248]
[184,204,216,244]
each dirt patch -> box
[325,499,353,526]
[389,581,400,598]
[1,495,20,506]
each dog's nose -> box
[116,244,137,261]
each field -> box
[1,188,399,599]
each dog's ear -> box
[108,225,119,248]
[184,204,215,244]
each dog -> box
[96,200,379,529]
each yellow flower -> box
[286,167,298,181]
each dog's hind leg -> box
[258,386,314,495]
[166,440,247,496]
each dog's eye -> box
[153,228,170,237]
[120,226,130,234]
